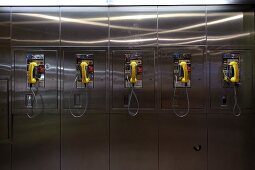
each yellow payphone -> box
[222,53,241,116]
[124,53,142,116]
[69,54,94,118]
[172,53,191,117]
[26,54,45,118]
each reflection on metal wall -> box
[109,6,157,47]
[12,7,60,46]
[0,5,254,170]
[61,7,109,47]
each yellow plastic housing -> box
[179,61,189,83]
[80,61,90,84]
[129,60,138,84]
[28,62,38,84]
[229,61,239,83]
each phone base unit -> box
[173,53,191,88]
[76,54,94,88]
[222,53,240,88]
[124,53,143,88]
[26,54,45,88]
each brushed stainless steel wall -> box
[0,7,11,170]
[109,6,158,170]
[61,48,109,170]
[206,5,255,170]
[0,5,254,170]
[12,48,60,170]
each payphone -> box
[26,54,45,118]
[69,54,94,118]
[222,53,241,116]
[172,53,191,117]
[124,53,142,116]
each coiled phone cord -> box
[172,75,190,118]
[233,85,241,117]
[26,85,44,119]
[69,75,88,118]
[223,71,241,116]
[128,85,140,117]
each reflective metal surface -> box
[209,50,253,112]
[159,47,206,110]
[158,6,206,46]
[159,114,207,170]
[1,0,255,6]
[61,7,109,47]
[110,114,158,170]
[61,48,108,170]
[11,47,60,170]
[12,115,60,170]
[111,49,155,110]
[0,79,9,141]
[61,115,109,170]
[62,49,107,112]
[208,114,255,170]
[13,49,59,113]
[109,7,157,47]
[207,6,254,46]
[0,7,10,47]
[12,7,60,46]
[0,5,254,170]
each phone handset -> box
[172,60,190,118]
[28,62,38,84]
[128,60,139,117]
[129,60,138,84]
[69,60,90,118]
[229,61,239,83]
[179,61,189,84]
[223,60,241,116]
[27,61,43,119]
[80,61,90,84]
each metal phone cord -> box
[233,85,241,116]
[128,85,139,117]
[69,75,88,118]
[26,84,44,118]
[172,75,190,117]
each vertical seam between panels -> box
[10,6,13,170]
[205,5,209,170]
[108,6,111,170]
[156,5,160,170]
[59,6,62,170]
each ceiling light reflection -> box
[61,39,108,44]
[207,32,250,41]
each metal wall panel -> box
[12,48,60,170]
[0,79,9,141]
[208,114,255,170]
[159,114,207,170]
[209,50,253,111]
[0,7,10,47]
[61,7,109,47]
[61,115,109,170]
[0,143,11,170]
[207,6,254,46]
[158,6,206,46]
[13,49,58,113]
[12,115,60,170]
[0,79,11,170]
[160,47,206,110]
[62,49,107,113]
[12,7,60,46]
[61,48,109,170]
[110,114,158,170]
[111,49,155,110]
[109,6,157,47]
